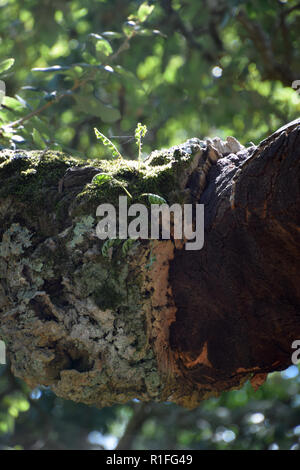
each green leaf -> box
[63,65,85,78]
[101,238,122,257]
[122,21,136,37]
[2,96,25,111]
[88,33,113,56]
[0,58,15,75]
[102,65,115,73]
[32,128,47,149]
[74,95,121,122]
[32,65,70,73]
[142,193,167,204]
[15,94,30,109]
[11,135,26,144]
[134,28,153,36]
[122,238,136,256]
[92,173,113,185]
[152,29,167,38]
[95,39,113,56]
[102,31,123,39]
[30,116,54,138]
[137,2,155,23]
[99,104,121,123]
[102,239,114,257]
[81,52,98,65]
[115,66,142,88]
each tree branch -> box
[116,403,151,450]
[236,10,294,86]
[0,120,299,409]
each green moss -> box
[0,150,82,214]
[74,146,196,216]
[0,143,199,223]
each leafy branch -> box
[0,76,89,134]
[0,2,156,142]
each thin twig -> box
[236,9,294,86]
[0,78,86,132]
[159,0,214,62]
[0,28,135,135]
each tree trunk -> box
[0,119,299,409]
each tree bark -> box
[0,119,299,409]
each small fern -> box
[101,238,137,258]
[122,238,137,256]
[101,238,122,257]
[135,122,147,166]
[94,122,147,165]
[94,123,163,202]
[94,127,123,159]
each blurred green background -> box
[0,0,300,450]
[1,364,300,450]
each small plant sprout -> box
[94,127,123,159]
[141,193,167,204]
[92,172,132,199]
[135,122,147,167]
[93,125,166,203]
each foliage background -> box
[0,0,300,450]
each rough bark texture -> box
[0,119,299,409]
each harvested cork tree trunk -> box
[0,119,299,409]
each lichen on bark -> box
[0,142,209,407]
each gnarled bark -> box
[0,119,299,408]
